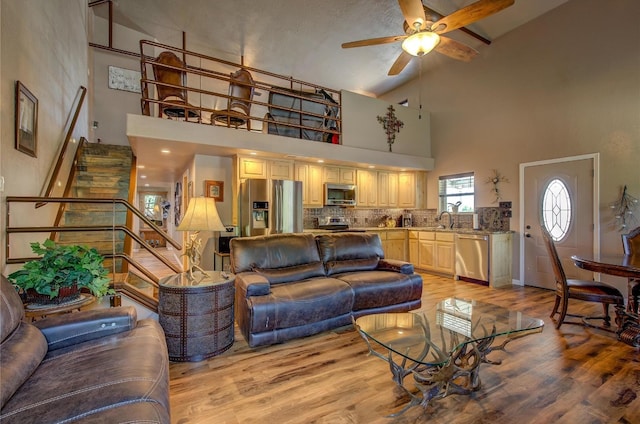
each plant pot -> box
[25,284,80,305]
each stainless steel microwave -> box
[324,183,357,206]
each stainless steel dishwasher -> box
[455,233,489,284]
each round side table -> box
[158,270,235,362]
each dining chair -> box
[210,68,255,130]
[541,225,624,331]
[151,51,200,121]
[621,226,640,314]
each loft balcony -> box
[129,40,433,175]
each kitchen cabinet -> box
[237,157,293,180]
[385,230,406,261]
[269,160,294,180]
[238,156,267,179]
[370,230,406,261]
[324,166,356,185]
[418,231,435,270]
[377,171,398,208]
[489,233,512,288]
[398,172,415,208]
[434,232,455,275]
[357,170,378,207]
[295,162,323,207]
[413,231,455,276]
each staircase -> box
[57,143,132,272]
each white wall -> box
[341,90,430,157]
[1,0,88,272]
[381,0,640,289]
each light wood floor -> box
[167,273,639,424]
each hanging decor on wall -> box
[610,185,638,231]
[486,169,509,203]
[377,105,404,152]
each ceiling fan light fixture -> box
[401,31,441,56]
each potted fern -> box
[8,239,114,304]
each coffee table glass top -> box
[355,298,544,366]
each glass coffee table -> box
[354,298,544,416]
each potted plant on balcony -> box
[8,239,113,304]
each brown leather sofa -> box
[230,232,423,348]
[0,274,170,423]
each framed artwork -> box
[205,180,224,202]
[15,81,38,157]
[108,66,142,93]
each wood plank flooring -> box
[168,273,639,424]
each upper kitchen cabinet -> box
[357,169,378,207]
[237,156,294,180]
[295,162,323,207]
[324,166,356,185]
[398,172,416,208]
[377,171,399,208]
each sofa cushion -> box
[231,233,323,282]
[334,270,424,311]
[254,261,325,285]
[315,233,383,276]
[246,277,353,333]
[0,275,48,409]
[0,319,170,424]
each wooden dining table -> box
[571,253,640,347]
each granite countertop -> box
[304,227,514,235]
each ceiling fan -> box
[341,0,515,76]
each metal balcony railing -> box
[139,40,342,143]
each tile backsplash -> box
[304,206,510,231]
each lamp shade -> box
[401,31,441,57]
[176,196,226,232]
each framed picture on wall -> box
[15,81,38,157]
[205,180,224,202]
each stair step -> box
[63,210,127,225]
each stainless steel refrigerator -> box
[239,179,303,236]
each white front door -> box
[520,155,598,289]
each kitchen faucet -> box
[437,211,454,229]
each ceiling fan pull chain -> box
[418,59,422,120]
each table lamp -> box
[176,196,226,278]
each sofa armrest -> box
[33,306,137,351]
[236,272,271,297]
[377,259,415,275]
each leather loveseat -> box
[0,274,170,423]
[230,232,423,348]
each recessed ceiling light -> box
[137,165,145,169]
[140,175,147,179]
[317,159,324,163]
[368,165,375,169]
[144,183,149,187]
[161,149,170,154]
[249,152,257,155]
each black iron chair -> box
[541,225,624,331]
[621,226,640,314]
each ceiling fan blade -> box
[431,0,514,35]
[388,51,413,76]
[341,35,407,49]
[434,37,478,62]
[398,0,427,30]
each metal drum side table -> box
[158,271,235,362]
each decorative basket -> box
[25,284,80,305]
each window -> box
[542,178,572,241]
[439,173,474,213]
